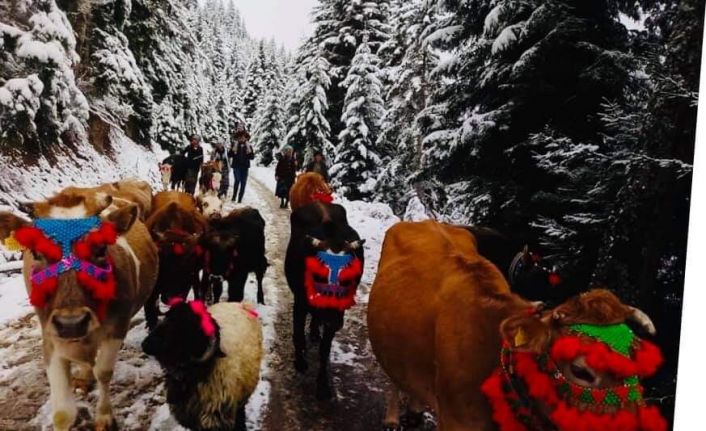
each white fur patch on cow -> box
[199,194,223,219]
[116,236,140,282]
[49,203,88,219]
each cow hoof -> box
[382,425,401,431]
[72,377,95,394]
[401,410,424,429]
[53,409,77,431]
[95,414,118,431]
[294,356,308,373]
[316,381,333,401]
[257,297,266,305]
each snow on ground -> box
[0,276,32,326]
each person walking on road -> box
[275,146,298,209]
[229,129,254,203]
[305,151,329,182]
[182,135,204,196]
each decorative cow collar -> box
[13,217,118,320]
[304,251,363,311]
[311,191,334,204]
[482,323,667,431]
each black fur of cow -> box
[200,208,268,305]
[284,201,364,400]
[170,154,187,191]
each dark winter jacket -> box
[229,141,255,169]
[182,145,204,171]
[275,156,297,184]
[305,161,329,182]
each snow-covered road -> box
[0,170,413,430]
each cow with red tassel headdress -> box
[0,186,158,431]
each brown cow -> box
[144,191,207,330]
[0,188,157,431]
[289,172,333,211]
[368,220,665,431]
[50,178,153,221]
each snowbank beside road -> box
[0,129,162,212]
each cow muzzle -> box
[51,308,96,340]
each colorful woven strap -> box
[31,255,112,285]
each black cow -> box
[166,154,187,191]
[199,208,268,305]
[285,201,365,400]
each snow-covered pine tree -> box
[242,42,268,124]
[331,38,385,200]
[374,0,439,213]
[253,87,285,167]
[0,0,89,151]
[307,0,391,140]
[284,44,334,164]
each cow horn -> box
[306,235,327,250]
[17,201,35,217]
[347,239,366,250]
[628,306,656,335]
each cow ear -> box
[0,212,30,241]
[107,204,138,234]
[500,313,551,353]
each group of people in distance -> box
[166,124,331,209]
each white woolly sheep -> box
[143,300,263,431]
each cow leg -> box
[214,278,224,304]
[47,351,76,431]
[234,405,246,431]
[255,267,265,305]
[144,287,160,331]
[227,271,248,302]
[293,300,308,373]
[316,312,343,400]
[383,387,402,431]
[401,396,426,428]
[93,339,122,431]
[309,315,321,343]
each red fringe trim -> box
[14,227,62,261]
[551,336,664,378]
[29,278,58,308]
[480,370,529,431]
[484,349,669,431]
[311,192,334,204]
[304,256,362,311]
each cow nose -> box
[52,312,92,339]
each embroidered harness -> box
[482,323,667,431]
[304,250,363,311]
[13,217,118,320]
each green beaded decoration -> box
[603,390,621,406]
[627,387,642,402]
[569,323,635,357]
[580,388,595,404]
